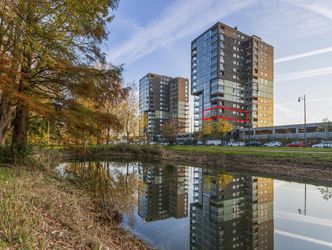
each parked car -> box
[206,140,222,146]
[228,141,245,147]
[286,141,304,147]
[263,141,282,147]
[312,141,332,148]
[312,142,326,148]
[245,141,262,146]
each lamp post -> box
[298,95,307,146]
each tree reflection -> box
[62,161,143,223]
[318,187,332,201]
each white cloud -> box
[276,210,332,228]
[275,230,332,248]
[281,0,332,21]
[275,46,332,64]
[108,0,257,65]
[278,97,332,106]
[251,0,331,43]
[275,104,301,117]
[276,66,332,82]
[115,17,142,33]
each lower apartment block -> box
[139,73,189,141]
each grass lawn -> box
[167,145,332,162]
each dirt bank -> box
[162,150,332,185]
[0,165,147,249]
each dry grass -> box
[0,166,147,249]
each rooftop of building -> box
[139,73,189,82]
[191,21,272,48]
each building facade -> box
[191,22,274,132]
[139,73,189,140]
[239,122,332,142]
[190,169,274,249]
[169,77,190,134]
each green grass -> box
[167,145,332,162]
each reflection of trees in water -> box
[202,172,233,192]
[64,161,143,223]
[216,174,233,191]
[318,187,332,201]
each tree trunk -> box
[0,92,15,145]
[126,103,131,144]
[0,131,5,145]
[11,103,29,153]
[10,0,33,156]
[11,62,31,155]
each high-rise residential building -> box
[139,73,189,141]
[191,22,274,132]
[169,77,190,134]
[190,169,274,249]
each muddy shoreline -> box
[162,150,332,186]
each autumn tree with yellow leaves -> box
[199,119,233,138]
[0,0,127,157]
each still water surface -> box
[58,160,332,250]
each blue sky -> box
[105,0,332,125]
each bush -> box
[83,143,163,157]
[0,146,12,163]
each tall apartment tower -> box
[191,22,274,132]
[139,73,189,141]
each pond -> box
[57,160,332,250]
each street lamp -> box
[298,95,307,146]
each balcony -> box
[211,88,224,96]
[211,96,225,102]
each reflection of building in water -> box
[190,169,273,250]
[138,164,188,221]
